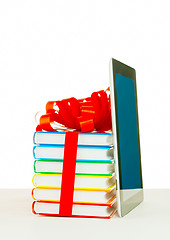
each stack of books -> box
[32,131,116,218]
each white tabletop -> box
[0,189,169,240]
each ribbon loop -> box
[37,88,112,132]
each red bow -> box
[36,88,112,132]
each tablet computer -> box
[109,58,143,217]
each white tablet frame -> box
[109,58,143,217]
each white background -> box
[0,0,169,188]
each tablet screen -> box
[110,59,143,216]
[115,73,142,190]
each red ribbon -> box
[36,87,112,132]
[59,132,78,216]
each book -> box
[34,159,114,176]
[32,130,116,218]
[32,187,116,204]
[33,145,113,161]
[32,201,117,219]
[32,173,115,191]
[34,131,113,147]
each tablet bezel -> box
[109,58,143,217]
